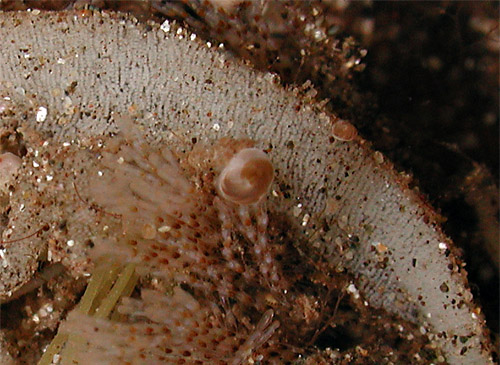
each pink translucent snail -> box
[217,148,274,205]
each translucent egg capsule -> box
[0,152,22,188]
[332,120,357,142]
[218,148,273,205]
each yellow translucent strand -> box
[38,261,137,365]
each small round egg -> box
[332,120,357,142]
[0,152,22,189]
